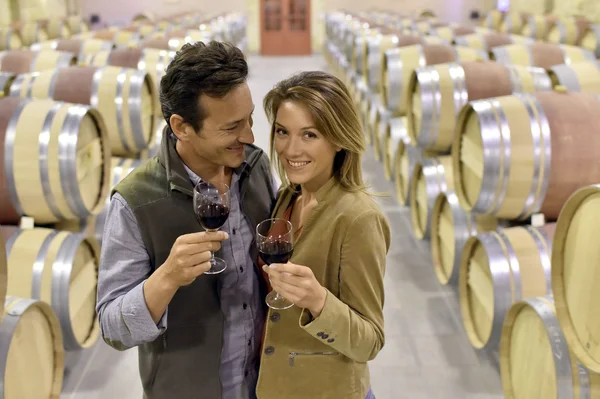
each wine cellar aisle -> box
[57,54,504,399]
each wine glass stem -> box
[210,251,215,263]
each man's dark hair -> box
[160,41,248,132]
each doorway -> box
[260,0,311,55]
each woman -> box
[256,71,391,399]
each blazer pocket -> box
[288,351,339,366]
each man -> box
[96,41,276,399]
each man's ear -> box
[170,114,195,141]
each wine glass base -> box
[204,257,227,275]
[266,292,294,310]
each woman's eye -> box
[305,132,317,139]
[275,128,287,135]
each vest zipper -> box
[162,331,167,349]
[289,351,339,366]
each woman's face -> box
[273,100,340,191]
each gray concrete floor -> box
[59,54,504,399]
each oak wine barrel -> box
[407,61,552,152]
[0,296,64,399]
[459,224,555,350]
[67,16,90,35]
[132,117,165,160]
[79,47,173,116]
[548,61,600,93]
[31,39,114,61]
[581,25,600,57]
[0,72,15,96]
[364,94,379,149]
[0,28,22,51]
[547,17,590,45]
[483,10,507,31]
[522,15,559,41]
[382,44,488,116]
[492,43,595,69]
[43,18,72,40]
[410,156,453,240]
[2,226,101,351]
[430,191,498,286]
[364,33,400,91]
[552,185,600,374]
[0,50,76,74]
[54,157,142,245]
[383,117,407,181]
[140,37,189,52]
[500,12,529,34]
[452,90,600,220]
[0,97,111,225]
[430,25,476,43]
[10,65,156,157]
[85,29,141,47]
[378,34,451,99]
[500,296,600,398]
[12,21,48,47]
[394,140,424,206]
[373,104,390,161]
[454,33,532,54]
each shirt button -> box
[264,346,275,355]
[240,266,244,273]
[317,332,324,337]
[270,312,280,322]
[327,338,335,343]
[233,228,237,235]
[244,370,249,377]
[248,339,251,347]
[243,303,248,310]
[321,333,329,339]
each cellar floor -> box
[59,54,504,399]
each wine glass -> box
[194,181,231,274]
[256,218,295,310]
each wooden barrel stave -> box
[459,224,554,350]
[382,44,488,116]
[552,185,600,374]
[10,66,156,157]
[410,155,453,240]
[0,97,111,225]
[548,61,600,93]
[3,227,101,351]
[0,296,64,398]
[408,61,552,152]
[500,295,600,398]
[430,191,498,286]
[383,117,407,180]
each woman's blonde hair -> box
[263,71,367,192]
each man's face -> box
[188,83,255,168]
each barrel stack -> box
[0,9,247,397]
[325,7,600,398]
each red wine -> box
[196,203,230,230]
[259,241,293,265]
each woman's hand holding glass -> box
[262,262,327,317]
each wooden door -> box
[260,0,311,55]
